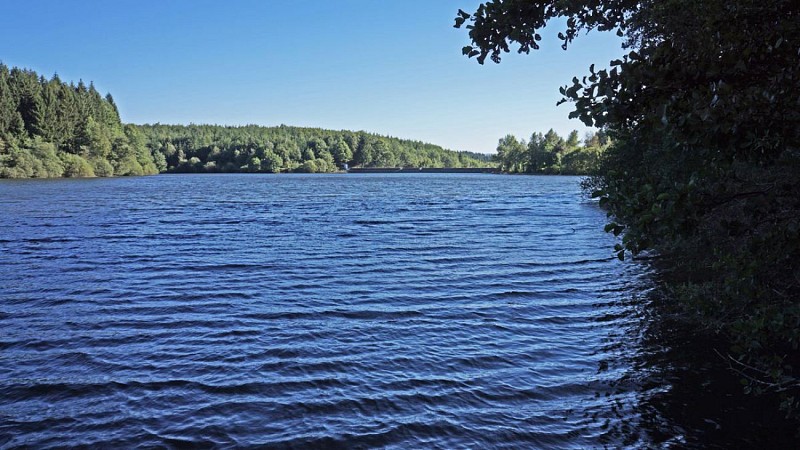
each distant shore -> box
[346,167,498,174]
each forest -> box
[0,63,492,178]
[458,0,800,419]
[0,63,160,178]
[135,123,492,174]
[494,128,610,174]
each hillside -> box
[135,123,494,174]
[0,64,494,178]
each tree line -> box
[458,0,800,421]
[0,63,493,178]
[0,63,161,178]
[135,123,493,174]
[494,128,610,174]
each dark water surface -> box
[0,174,786,448]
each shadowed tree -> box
[456,0,800,417]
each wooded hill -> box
[135,123,493,174]
[0,63,493,178]
[0,64,159,178]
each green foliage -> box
[0,146,37,178]
[91,158,114,177]
[136,123,494,174]
[0,64,24,136]
[29,140,65,177]
[495,129,608,174]
[247,156,261,173]
[331,138,353,165]
[260,151,283,173]
[0,63,158,178]
[0,139,65,178]
[495,134,526,172]
[60,153,94,177]
[83,117,112,159]
[299,159,319,173]
[151,147,168,172]
[458,0,800,418]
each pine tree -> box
[0,64,23,139]
[9,68,43,137]
[32,76,61,143]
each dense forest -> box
[135,123,493,174]
[0,63,492,178]
[458,0,800,419]
[494,128,610,174]
[0,63,160,178]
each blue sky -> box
[0,0,625,154]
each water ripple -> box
[0,174,654,448]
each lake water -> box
[0,174,791,448]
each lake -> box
[0,174,790,448]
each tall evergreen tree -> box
[0,64,23,138]
[0,65,158,178]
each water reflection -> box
[627,286,797,448]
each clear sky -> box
[0,0,625,154]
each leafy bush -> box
[61,153,95,177]
[458,0,800,418]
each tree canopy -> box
[457,0,800,418]
[0,63,494,178]
[135,123,493,174]
[495,128,609,174]
[0,63,160,177]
